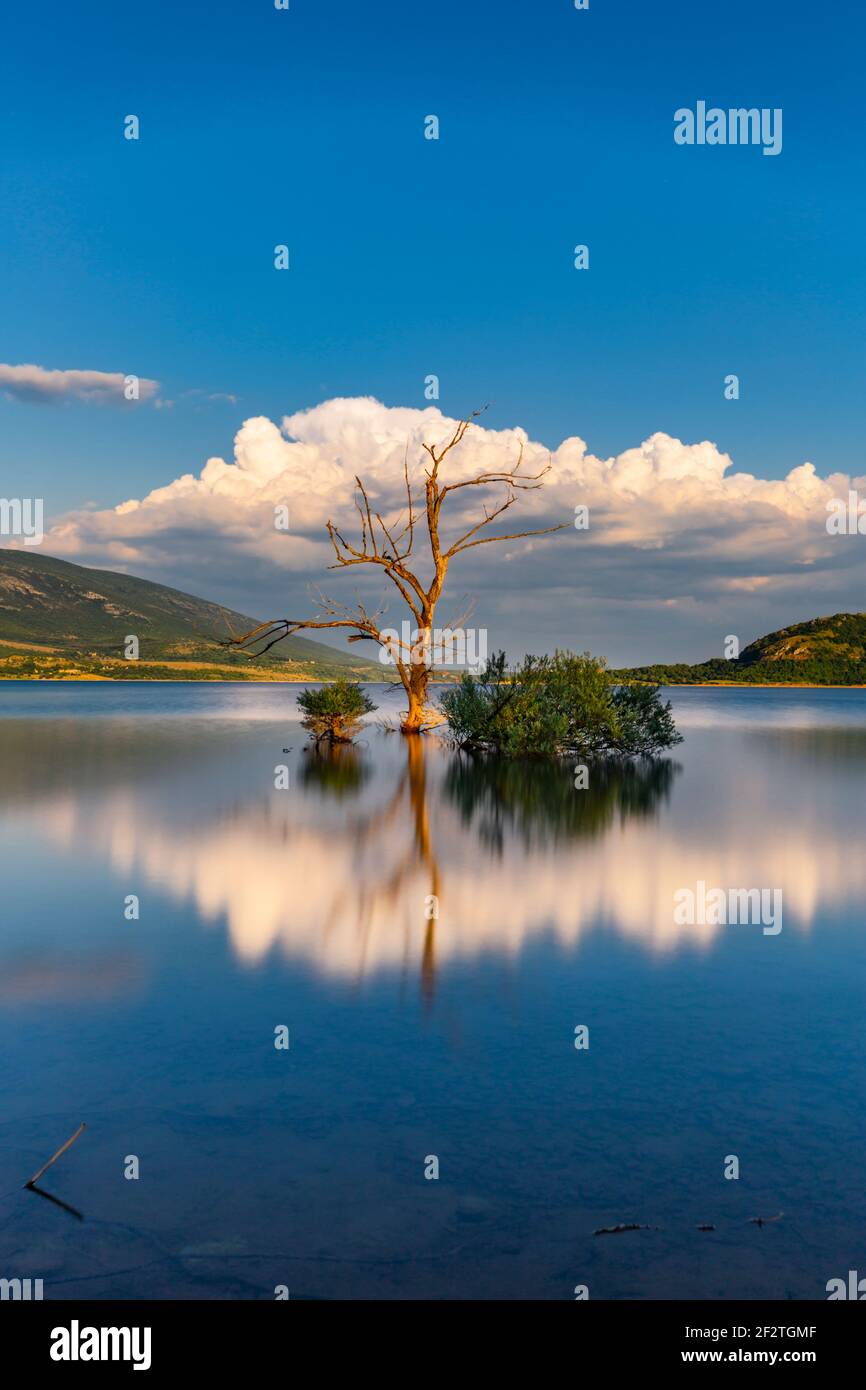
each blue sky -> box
[1,0,865,662]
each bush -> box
[297,680,377,744]
[610,680,683,756]
[440,650,682,758]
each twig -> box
[748,1212,784,1226]
[25,1123,86,1188]
[593,1222,658,1236]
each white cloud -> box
[0,362,159,404]
[28,396,866,657]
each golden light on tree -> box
[222,410,566,732]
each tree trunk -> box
[401,663,430,733]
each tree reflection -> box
[310,737,680,1003]
[300,740,370,797]
[444,752,680,855]
[317,735,442,1006]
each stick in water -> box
[25,1123,86,1188]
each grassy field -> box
[0,640,382,682]
[0,550,390,683]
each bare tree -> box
[222,410,566,732]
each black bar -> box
[2,1298,860,1373]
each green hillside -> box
[611,613,866,686]
[0,549,387,681]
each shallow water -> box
[0,682,863,1299]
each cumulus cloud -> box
[29,396,866,660]
[0,362,159,405]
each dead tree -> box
[222,410,565,733]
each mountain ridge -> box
[611,612,866,686]
[0,548,386,681]
[3,550,863,686]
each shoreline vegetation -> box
[3,677,864,688]
[2,638,865,691]
[0,639,401,683]
[610,613,866,687]
[4,550,866,691]
[3,636,866,691]
[615,680,866,689]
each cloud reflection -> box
[4,719,865,997]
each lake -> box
[0,682,863,1300]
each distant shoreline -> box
[2,676,866,690]
[0,675,411,686]
[641,682,866,690]
[0,675,388,685]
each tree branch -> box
[450,522,568,555]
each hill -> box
[0,549,387,681]
[610,613,866,686]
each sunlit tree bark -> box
[222,411,565,732]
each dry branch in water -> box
[25,1122,86,1188]
[592,1222,658,1236]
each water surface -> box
[0,683,863,1299]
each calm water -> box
[0,682,864,1300]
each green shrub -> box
[297,680,377,744]
[440,650,682,758]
